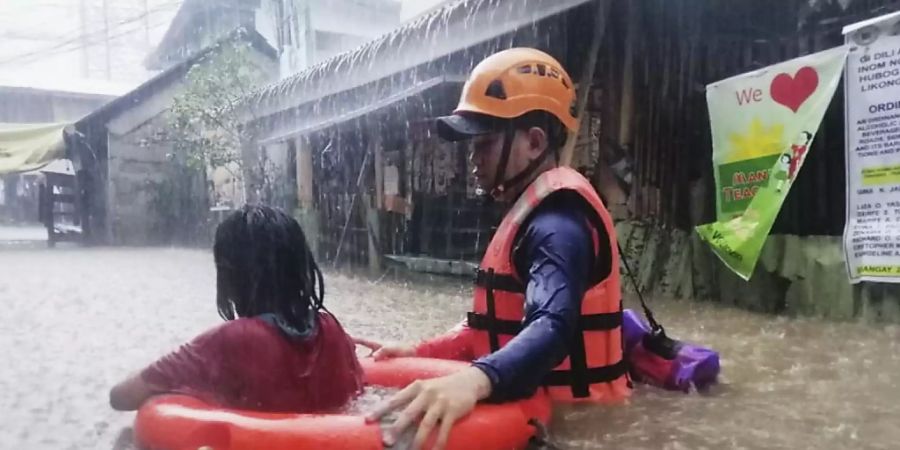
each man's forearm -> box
[472,312,572,401]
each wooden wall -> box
[591,0,900,235]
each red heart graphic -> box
[770,67,819,113]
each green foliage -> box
[165,42,265,172]
[144,40,267,244]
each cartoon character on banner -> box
[774,131,812,193]
[789,131,813,180]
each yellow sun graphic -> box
[726,118,785,163]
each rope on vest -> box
[618,244,691,364]
[617,242,664,334]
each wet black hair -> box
[213,205,325,333]
[511,110,568,153]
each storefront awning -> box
[0,122,69,175]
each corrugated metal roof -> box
[259,75,465,144]
[248,0,594,119]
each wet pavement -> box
[1,247,898,449]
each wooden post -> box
[364,198,381,272]
[295,137,319,257]
[560,0,611,167]
[367,129,383,272]
[618,0,637,150]
[619,0,638,216]
[104,133,115,245]
[296,137,314,209]
[374,127,385,210]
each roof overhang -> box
[249,0,594,118]
[259,75,465,144]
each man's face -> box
[469,128,546,198]
[469,132,504,192]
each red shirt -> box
[141,312,363,412]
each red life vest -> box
[467,167,630,402]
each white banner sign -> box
[844,12,900,283]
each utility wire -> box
[0,0,182,66]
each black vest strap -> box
[467,312,523,336]
[579,311,623,330]
[542,359,628,390]
[483,268,501,353]
[467,311,623,334]
[474,268,525,293]
[567,322,591,397]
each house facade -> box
[74,29,278,245]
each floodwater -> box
[1,247,899,450]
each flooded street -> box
[1,247,899,449]
[4,0,900,448]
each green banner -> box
[696,47,848,280]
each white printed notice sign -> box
[844,12,900,283]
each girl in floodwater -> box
[108,205,363,413]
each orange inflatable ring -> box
[134,357,552,450]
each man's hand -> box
[367,367,492,450]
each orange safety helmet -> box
[437,48,578,141]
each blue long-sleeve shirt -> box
[472,191,612,401]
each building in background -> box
[74,29,278,245]
[0,78,128,124]
[144,0,402,78]
[0,77,127,226]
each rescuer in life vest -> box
[359,48,630,450]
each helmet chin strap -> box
[487,124,556,199]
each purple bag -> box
[622,309,720,392]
